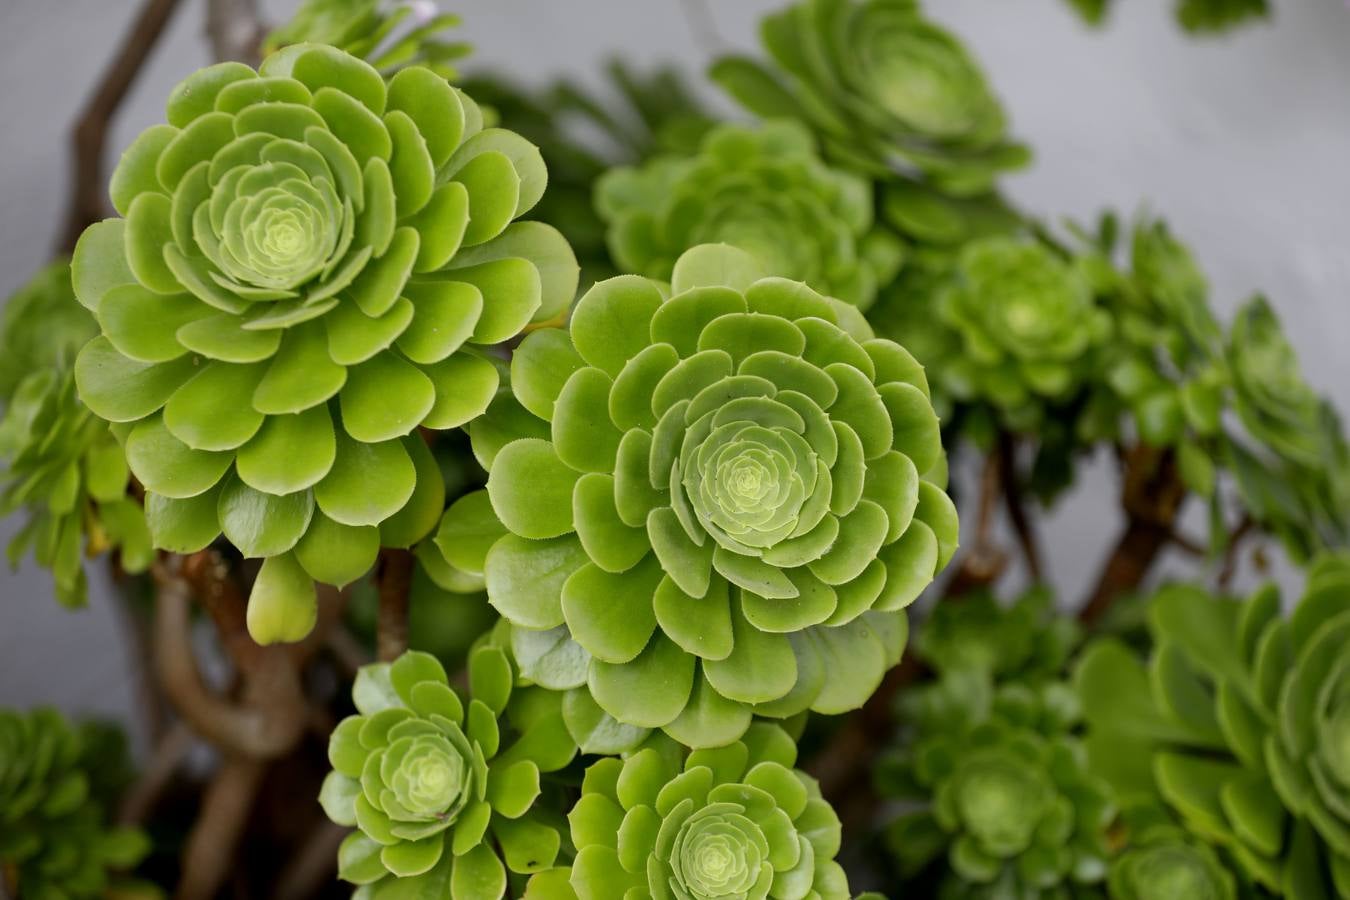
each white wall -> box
[2,0,1347,729]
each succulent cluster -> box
[429,243,955,748]
[71,43,577,642]
[321,647,576,895]
[529,724,854,900]
[711,0,1028,194]
[264,0,471,79]
[596,120,902,310]
[1106,805,1238,900]
[0,708,150,899]
[879,589,1110,897]
[0,264,150,607]
[1074,558,1350,898]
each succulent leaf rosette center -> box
[954,756,1047,856]
[444,244,958,748]
[382,733,468,822]
[671,806,768,898]
[1133,846,1220,900]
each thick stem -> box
[175,758,266,900]
[999,432,1044,583]
[942,446,1008,598]
[1079,446,1187,625]
[57,0,184,252]
[117,721,194,826]
[376,548,415,662]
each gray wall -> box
[2,0,1348,735]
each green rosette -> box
[523,724,856,900]
[429,243,956,748]
[1074,559,1350,899]
[70,43,578,643]
[882,678,1113,899]
[320,647,576,897]
[595,120,903,310]
[937,237,1109,430]
[1107,806,1238,900]
[265,0,471,79]
[0,709,151,899]
[711,0,1028,194]
[1,362,150,609]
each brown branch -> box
[1216,514,1255,591]
[1169,530,1207,557]
[376,548,415,662]
[271,821,348,900]
[176,757,267,900]
[117,721,195,826]
[943,446,1008,597]
[1079,446,1187,625]
[57,0,184,251]
[181,550,263,673]
[999,432,1044,583]
[206,0,266,65]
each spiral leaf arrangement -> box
[595,120,903,310]
[429,243,956,749]
[321,647,577,895]
[525,724,853,900]
[71,43,577,643]
[711,0,1028,193]
[1075,558,1350,899]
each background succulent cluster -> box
[1,0,1345,898]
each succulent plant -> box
[711,0,1028,195]
[320,647,576,897]
[1065,0,1269,34]
[1107,806,1237,900]
[595,120,903,310]
[0,261,98,409]
[525,724,857,900]
[936,237,1108,430]
[0,708,151,899]
[0,361,151,608]
[71,44,578,643]
[913,586,1082,684]
[1074,562,1350,899]
[265,0,471,79]
[429,243,955,748]
[881,676,1113,899]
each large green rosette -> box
[70,43,578,643]
[523,724,857,900]
[1074,560,1350,899]
[595,120,902,310]
[429,243,955,748]
[320,647,576,898]
[711,0,1028,194]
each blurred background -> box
[2,0,1348,742]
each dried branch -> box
[56,0,185,251]
[943,446,1008,597]
[176,757,267,900]
[271,821,348,900]
[376,548,415,662]
[1216,513,1255,590]
[206,0,266,65]
[117,721,194,826]
[999,432,1044,582]
[1079,446,1187,625]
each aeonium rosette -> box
[523,724,858,900]
[320,648,577,896]
[595,120,903,310]
[70,43,578,643]
[429,244,957,749]
[711,0,1028,194]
